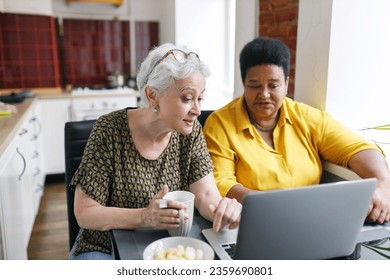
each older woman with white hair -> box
[69,43,241,260]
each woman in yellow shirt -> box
[203,36,390,224]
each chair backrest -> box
[64,119,96,250]
[198,110,214,127]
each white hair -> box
[136,43,211,108]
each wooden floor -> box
[27,175,69,260]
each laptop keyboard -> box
[221,242,237,259]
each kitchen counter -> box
[38,91,139,100]
[0,97,37,157]
[0,90,140,158]
[1,88,140,99]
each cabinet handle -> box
[16,148,27,181]
[32,151,39,159]
[34,167,41,176]
[18,128,28,136]
[32,117,42,137]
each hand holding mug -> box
[160,191,195,236]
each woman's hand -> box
[348,150,390,224]
[208,197,242,232]
[141,185,187,229]
[189,173,242,231]
[366,181,390,224]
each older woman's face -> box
[244,64,288,120]
[158,72,205,135]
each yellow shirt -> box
[203,95,380,197]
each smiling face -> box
[244,64,289,122]
[158,72,206,135]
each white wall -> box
[175,0,235,109]
[175,0,258,109]
[294,0,332,112]
[234,0,258,98]
[295,0,390,159]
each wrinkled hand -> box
[208,197,242,232]
[141,185,187,229]
[367,185,390,224]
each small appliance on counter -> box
[0,89,34,103]
[107,71,125,88]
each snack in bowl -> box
[143,236,214,260]
[154,244,203,260]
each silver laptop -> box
[202,179,376,260]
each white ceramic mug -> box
[163,191,195,236]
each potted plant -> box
[360,124,390,145]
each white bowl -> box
[143,236,215,260]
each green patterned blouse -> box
[70,108,213,256]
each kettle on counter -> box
[107,71,125,88]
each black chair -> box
[198,110,214,127]
[64,119,96,250]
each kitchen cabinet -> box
[70,94,138,121]
[0,104,39,259]
[30,102,46,213]
[66,0,123,6]
[53,0,129,17]
[2,0,52,16]
[39,98,71,175]
[0,220,3,259]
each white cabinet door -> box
[0,143,30,259]
[0,101,46,260]
[0,120,35,260]
[0,216,3,259]
[39,98,71,175]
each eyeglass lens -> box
[171,50,198,63]
[145,49,200,85]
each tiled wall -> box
[0,13,60,89]
[62,18,130,87]
[0,13,159,89]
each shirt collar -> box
[236,95,253,133]
[280,97,293,126]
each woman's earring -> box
[152,107,158,113]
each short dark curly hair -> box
[239,37,290,82]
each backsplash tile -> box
[0,13,158,90]
[0,13,60,89]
